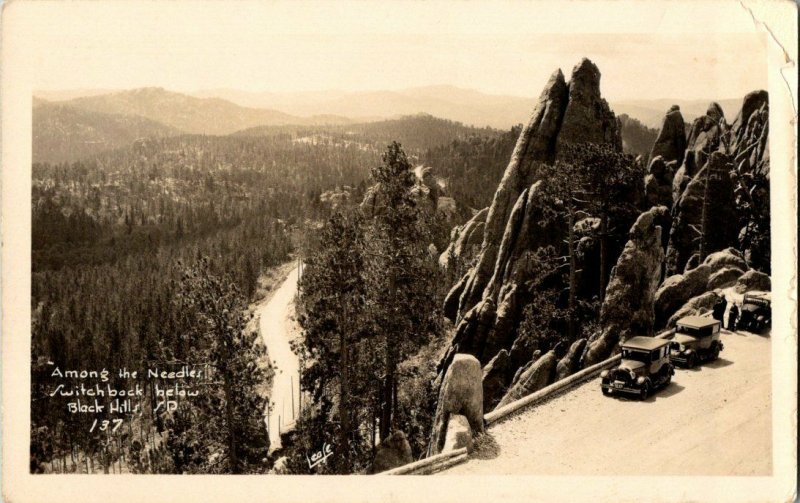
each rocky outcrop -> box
[666,291,720,327]
[481,349,511,411]
[454,70,569,318]
[453,58,621,322]
[583,207,667,365]
[439,207,489,272]
[495,350,557,409]
[437,58,622,385]
[644,156,678,208]
[649,105,687,165]
[706,267,745,290]
[735,270,771,293]
[556,58,622,152]
[654,248,748,326]
[371,431,413,473]
[666,151,738,275]
[555,338,587,381]
[429,354,484,456]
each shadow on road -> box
[646,382,685,401]
[470,433,501,460]
[705,357,734,369]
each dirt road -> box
[444,329,772,475]
[257,266,301,451]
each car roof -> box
[622,336,670,351]
[676,316,720,329]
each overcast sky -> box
[15,1,768,101]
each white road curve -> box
[257,266,301,452]
[443,328,772,476]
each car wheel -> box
[688,354,697,368]
[602,387,610,396]
[640,382,650,400]
[712,344,720,360]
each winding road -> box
[443,328,772,475]
[257,266,301,452]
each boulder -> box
[495,351,557,409]
[555,338,587,381]
[706,267,745,290]
[735,270,771,293]
[442,415,474,453]
[583,207,666,365]
[655,248,747,326]
[429,354,484,456]
[371,430,413,473]
[666,291,720,327]
[482,349,511,411]
[649,105,687,165]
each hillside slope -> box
[33,100,180,163]
[58,88,353,135]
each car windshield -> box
[621,348,650,362]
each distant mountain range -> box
[33,86,752,163]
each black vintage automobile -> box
[738,292,771,332]
[601,337,674,400]
[669,316,723,368]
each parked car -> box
[669,316,723,368]
[738,292,771,332]
[601,337,674,400]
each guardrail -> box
[485,353,621,425]
[381,447,468,475]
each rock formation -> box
[371,430,413,473]
[555,338,587,381]
[654,248,748,327]
[481,349,511,411]
[583,206,667,365]
[649,105,687,165]
[429,354,484,456]
[439,207,488,271]
[666,151,739,275]
[495,350,557,409]
[735,270,771,293]
[644,156,678,208]
[440,58,621,377]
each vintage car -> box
[738,292,771,332]
[669,316,723,368]
[601,336,674,400]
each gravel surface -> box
[443,328,772,475]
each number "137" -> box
[89,418,123,433]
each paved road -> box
[444,328,772,475]
[257,266,301,452]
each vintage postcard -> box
[2,1,797,502]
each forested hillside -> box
[30,119,497,473]
[33,100,180,163]
[234,114,501,153]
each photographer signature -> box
[306,442,333,469]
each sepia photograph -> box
[2,1,797,502]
